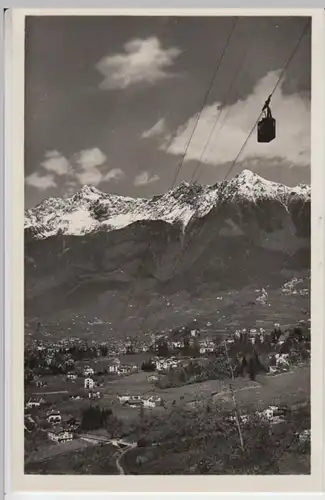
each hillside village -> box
[25,316,310,461]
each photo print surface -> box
[24,14,311,476]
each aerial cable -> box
[190,23,258,184]
[163,17,311,286]
[168,17,312,293]
[170,17,238,189]
[224,17,311,181]
[110,21,238,340]
[127,19,239,343]
[115,18,310,343]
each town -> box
[24,317,311,473]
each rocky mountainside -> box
[25,169,310,239]
[25,170,310,331]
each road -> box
[26,433,136,469]
[32,390,69,395]
[115,444,137,474]
[79,433,136,474]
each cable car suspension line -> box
[171,17,238,189]
[224,17,311,181]
[190,24,258,184]
[110,19,238,341]
[164,17,311,287]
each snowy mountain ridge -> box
[25,170,310,240]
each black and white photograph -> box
[23,13,312,477]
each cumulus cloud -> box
[40,150,72,176]
[26,146,125,193]
[75,148,107,170]
[104,168,125,182]
[165,70,310,168]
[96,37,182,90]
[25,172,57,190]
[75,167,103,187]
[142,118,168,139]
[134,171,160,187]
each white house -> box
[117,365,130,375]
[67,372,78,381]
[126,396,142,407]
[83,367,94,377]
[48,428,73,443]
[108,358,121,373]
[35,380,47,388]
[172,341,184,349]
[88,391,101,400]
[26,397,44,409]
[47,411,62,424]
[117,395,131,404]
[275,353,290,369]
[142,396,162,408]
[84,377,94,389]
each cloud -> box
[76,168,103,187]
[142,118,168,139]
[75,148,107,170]
[41,150,71,176]
[96,37,182,90]
[134,171,160,187]
[25,172,57,190]
[31,146,124,193]
[104,168,125,183]
[165,70,310,168]
[73,147,108,186]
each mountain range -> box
[25,170,310,335]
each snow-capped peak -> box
[223,169,310,203]
[25,170,310,239]
[72,185,103,201]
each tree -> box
[156,339,169,358]
[141,359,156,372]
[106,415,123,438]
[81,405,112,431]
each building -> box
[84,377,94,389]
[143,396,162,408]
[47,411,62,424]
[83,367,94,377]
[35,380,47,388]
[48,428,73,443]
[117,395,131,404]
[88,391,101,400]
[126,396,142,407]
[117,365,130,375]
[26,397,45,409]
[67,372,78,381]
[108,358,120,373]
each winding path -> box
[79,433,136,474]
[115,444,136,474]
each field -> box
[25,282,309,341]
[25,442,118,475]
[26,359,310,416]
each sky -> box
[25,15,311,209]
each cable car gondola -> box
[257,95,276,143]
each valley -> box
[24,171,311,475]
